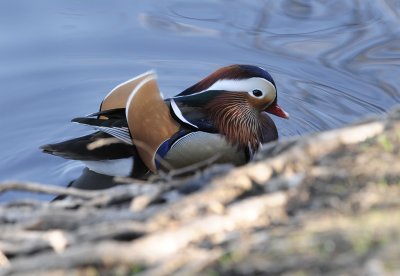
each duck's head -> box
[171,65,289,150]
[176,64,289,119]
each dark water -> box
[1,0,399,201]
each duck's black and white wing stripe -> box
[88,126,132,145]
[72,109,133,145]
[72,119,132,145]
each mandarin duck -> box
[41,65,288,179]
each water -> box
[1,0,399,201]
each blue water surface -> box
[0,0,399,201]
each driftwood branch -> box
[1,107,400,275]
[0,181,102,199]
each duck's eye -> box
[252,89,263,97]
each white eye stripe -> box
[206,77,276,101]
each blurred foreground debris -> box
[1,107,400,275]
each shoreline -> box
[1,106,399,275]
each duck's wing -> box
[162,131,248,170]
[40,131,134,161]
[71,108,132,145]
[99,71,155,112]
[126,75,179,172]
[70,70,158,145]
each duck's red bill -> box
[265,104,289,119]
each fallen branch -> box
[0,182,102,199]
